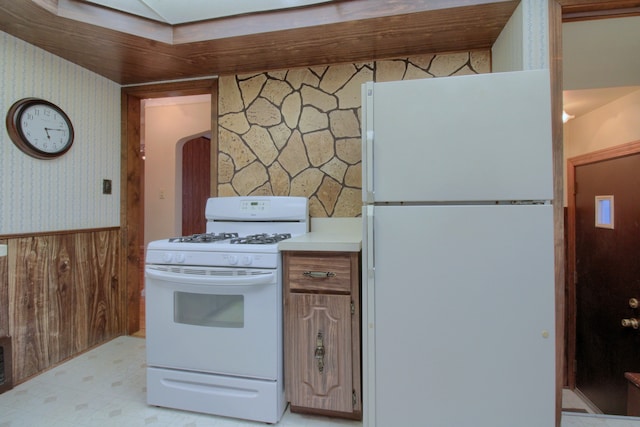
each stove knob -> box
[175,253,186,263]
[162,253,173,263]
[241,255,253,266]
[227,255,239,265]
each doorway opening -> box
[121,79,218,337]
[179,133,212,236]
[561,10,640,419]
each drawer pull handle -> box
[303,271,336,278]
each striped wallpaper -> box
[0,31,121,235]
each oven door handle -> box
[145,267,276,286]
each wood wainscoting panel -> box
[6,229,123,384]
[8,236,51,379]
[76,230,123,348]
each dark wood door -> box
[575,153,640,415]
[181,136,210,236]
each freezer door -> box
[363,204,555,427]
[362,70,553,203]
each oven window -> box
[174,292,244,328]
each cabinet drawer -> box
[285,253,353,293]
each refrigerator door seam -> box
[371,200,552,206]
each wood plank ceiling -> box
[0,0,638,86]
[0,0,519,85]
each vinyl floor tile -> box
[0,337,361,427]
[2,336,640,427]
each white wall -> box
[0,31,120,234]
[491,2,523,72]
[563,89,640,204]
[492,0,549,72]
[143,97,211,244]
[563,16,640,91]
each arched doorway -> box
[180,133,211,236]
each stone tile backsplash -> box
[218,51,489,218]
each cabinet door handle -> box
[303,271,336,278]
[314,331,325,373]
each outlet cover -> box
[102,179,112,195]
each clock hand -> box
[44,127,65,135]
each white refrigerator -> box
[361,70,555,427]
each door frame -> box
[556,4,639,419]
[120,79,218,334]
[565,139,640,389]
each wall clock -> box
[5,97,74,159]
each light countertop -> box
[279,217,362,252]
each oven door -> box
[145,265,281,380]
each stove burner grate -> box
[230,233,292,245]
[169,232,239,243]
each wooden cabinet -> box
[283,251,361,420]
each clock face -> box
[18,103,72,153]
[6,98,74,159]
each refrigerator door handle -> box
[365,205,375,276]
[362,204,376,426]
[362,82,375,204]
[364,128,374,203]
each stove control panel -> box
[146,250,278,269]
[240,199,270,213]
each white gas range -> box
[145,196,308,423]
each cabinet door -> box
[286,293,353,413]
